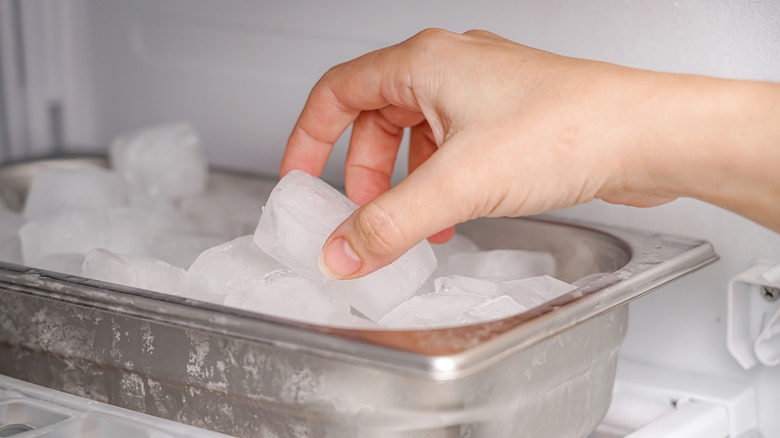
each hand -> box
[282,28,780,279]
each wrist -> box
[618,70,780,230]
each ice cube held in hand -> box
[223,268,352,325]
[187,235,283,303]
[446,249,555,281]
[500,275,577,309]
[23,167,125,219]
[19,208,108,264]
[110,122,208,201]
[82,249,187,295]
[254,170,437,321]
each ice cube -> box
[180,190,263,239]
[19,207,108,264]
[110,122,208,201]
[500,275,577,308]
[0,204,25,241]
[150,230,225,269]
[455,295,528,325]
[434,275,500,298]
[378,292,488,329]
[254,170,437,321]
[446,249,555,281]
[82,248,187,295]
[431,233,480,262]
[105,207,155,255]
[31,253,85,276]
[0,236,23,265]
[431,233,481,278]
[23,167,125,219]
[223,268,352,325]
[187,235,283,303]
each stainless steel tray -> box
[0,156,718,437]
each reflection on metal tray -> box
[0,156,718,438]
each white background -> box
[7,0,780,435]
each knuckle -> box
[352,203,404,258]
[463,28,487,36]
[409,27,454,48]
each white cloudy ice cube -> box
[82,249,187,295]
[431,233,480,260]
[110,122,208,201]
[379,291,489,329]
[23,167,125,219]
[150,230,225,269]
[455,295,528,325]
[431,233,480,277]
[187,235,283,303]
[434,275,500,298]
[105,207,156,255]
[19,208,108,264]
[500,275,578,309]
[223,268,353,325]
[254,170,437,321]
[446,249,555,281]
[180,189,263,239]
[31,253,86,276]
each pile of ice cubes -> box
[0,123,578,329]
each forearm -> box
[620,70,780,231]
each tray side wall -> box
[0,286,626,437]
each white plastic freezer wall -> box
[1,0,780,436]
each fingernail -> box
[319,237,362,279]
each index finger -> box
[280,46,414,177]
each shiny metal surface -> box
[0,156,718,437]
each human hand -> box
[282,28,780,279]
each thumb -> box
[319,148,472,279]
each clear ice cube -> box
[110,122,208,201]
[254,170,437,321]
[19,207,108,264]
[82,248,187,295]
[23,167,125,219]
[446,249,555,281]
[187,235,283,303]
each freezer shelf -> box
[0,156,718,437]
